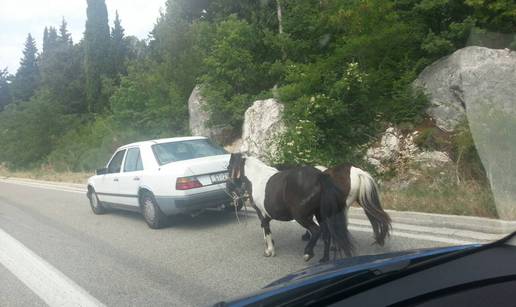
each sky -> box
[0,0,165,74]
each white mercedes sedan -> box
[86,136,232,228]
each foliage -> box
[47,116,147,171]
[110,62,187,136]
[84,0,111,113]
[110,11,128,80]
[199,15,279,128]
[0,68,12,111]
[39,20,87,114]
[11,34,39,101]
[0,91,78,169]
[0,0,513,175]
[452,120,488,182]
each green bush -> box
[110,62,188,136]
[47,116,153,172]
[0,91,79,169]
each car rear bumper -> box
[155,188,232,215]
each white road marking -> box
[347,225,475,245]
[0,228,105,307]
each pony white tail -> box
[355,168,391,246]
[315,165,328,172]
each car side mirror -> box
[96,167,108,175]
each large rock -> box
[188,86,210,136]
[188,86,235,144]
[415,47,516,219]
[414,46,516,132]
[240,99,285,161]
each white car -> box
[86,136,233,228]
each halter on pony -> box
[226,154,252,213]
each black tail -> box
[356,170,391,246]
[319,173,354,257]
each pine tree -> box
[40,18,86,114]
[111,11,128,78]
[42,27,49,51]
[84,0,110,113]
[12,34,39,101]
[58,18,73,46]
[0,68,12,111]
[43,27,59,53]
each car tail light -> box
[176,176,203,190]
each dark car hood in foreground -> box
[215,244,480,306]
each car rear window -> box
[152,139,227,165]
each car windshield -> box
[0,0,514,306]
[152,139,227,165]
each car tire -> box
[141,192,167,229]
[89,189,107,215]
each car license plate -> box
[210,172,228,183]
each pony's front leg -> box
[261,216,275,257]
[252,202,276,257]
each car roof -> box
[117,136,208,150]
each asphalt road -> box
[0,181,447,306]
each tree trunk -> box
[276,0,283,34]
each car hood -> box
[158,154,230,176]
[215,244,480,306]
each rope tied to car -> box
[225,177,251,224]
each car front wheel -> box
[89,189,106,214]
[141,192,167,229]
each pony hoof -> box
[319,257,329,263]
[303,254,313,262]
[264,250,275,257]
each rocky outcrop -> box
[366,127,451,173]
[414,46,516,218]
[240,99,285,161]
[188,86,210,137]
[414,46,516,132]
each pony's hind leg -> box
[316,213,331,263]
[296,216,321,261]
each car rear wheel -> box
[89,189,106,214]
[141,192,167,229]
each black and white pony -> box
[227,153,355,262]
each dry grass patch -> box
[0,165,91,184]
[380,168,497,218]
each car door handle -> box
[113,178,119,182]
[133,177,140,181]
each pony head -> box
[228,152,246,180]
[226,153,248,200]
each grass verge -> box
[0,165,91,184]
[380,168,498,218]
